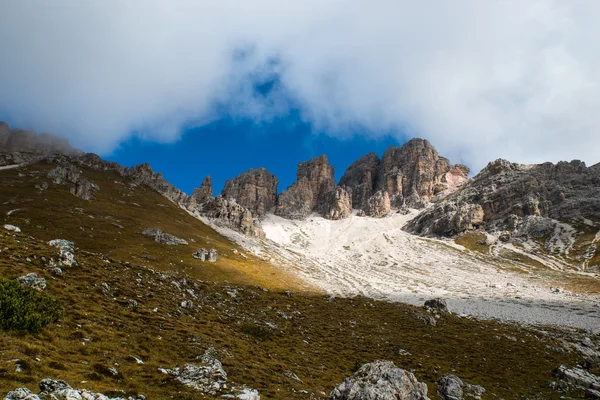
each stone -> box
[276,155,336,219]
[5,378,143,400]
[142,228,188,245]
[127,300,139,310]
[48,239,76,267]
[3,224,21,233]
[181,300,193,309]
[16,273,47,291]
[159,355,228,395]
[222,168,278,216]
[208,248,217,262]
[424,298,449,313]
[365,190,391,217]
[35,182,48,190]
[554,365,600,391]
[329,360,430,400]
[319,186,353,220]
[437,375,463,400]
[193,248,208,261]
[228,387,260,400]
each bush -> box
[240,324,274,341]
[0,278,62,333]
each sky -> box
[1,1,600,193]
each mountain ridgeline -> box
[1,121,600,254]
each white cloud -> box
[0,0,599,170]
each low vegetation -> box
[0,278,62,333]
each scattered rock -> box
[142,228,188,245]
[329,360,430,400]
[16,273,46,291]
[3,224,21,233]
[193,248,208,261]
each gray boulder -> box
[193,248,208,261]
[142,228,188,246]
[159,355,227,395]
[16,273,46,291]
[437,375,463,400]
[3,224,21,233]
[424,298,449,313]
[48,239,76,267]
[5,378,144,400]
[554,365,600,391]
[329,360,430,400]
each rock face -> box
[203,196,265,238]
[276,155,336,219]
[405,158,600,237]
[5,378,144,400]
[0,121,80,156]
[329,360,430,400]
[339,153,381,210]
[365,190,391,217]
[319,186,353,220]
[339,139,468,214]
[554,365,600,392]
[48,163,100,200]
[189,176,213,208]
[222,168,278,216]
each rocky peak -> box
[339,152,380,210]
[376,138,469,207]
[275,155,336,219]
[190,176,214,207]
[221,167,278,216]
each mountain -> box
[1,124,600,399]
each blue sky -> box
[107,114,401,195]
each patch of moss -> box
[455,232,490,254]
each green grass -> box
[0,278,62,333]
[455,232,490,254]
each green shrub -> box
[0,278,62,333]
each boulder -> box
[16,273,47,291]
[437,375,463,400]
[159,355,228,395]
[329,360,430,400]
[48,239,76,267]
[142,228,188,245]
[208,248,218,262]
[5,378,143,400]
[193,248,208,261]
[3,224,21,233]
[424,298,449,313]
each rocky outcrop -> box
[318,186,353,220]
[48,239,76,267]
[189,176,213,208]
[222,168,278,216]
[554,365,600,393]
[339,139,468,214]
[5,378,144,400]
[203,196,265,238]
[329,360,430,400]
[276,155,336,219]
[70,178,99,200]
[48,163,100,200]
[405,158,600,237]
[339,153,380,210]
[437,375,485,400]
[424,298,449,314]
[142,228,188,245]
[0,121,80,156]
[365,190,391,217]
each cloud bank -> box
[1,1,599,170]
